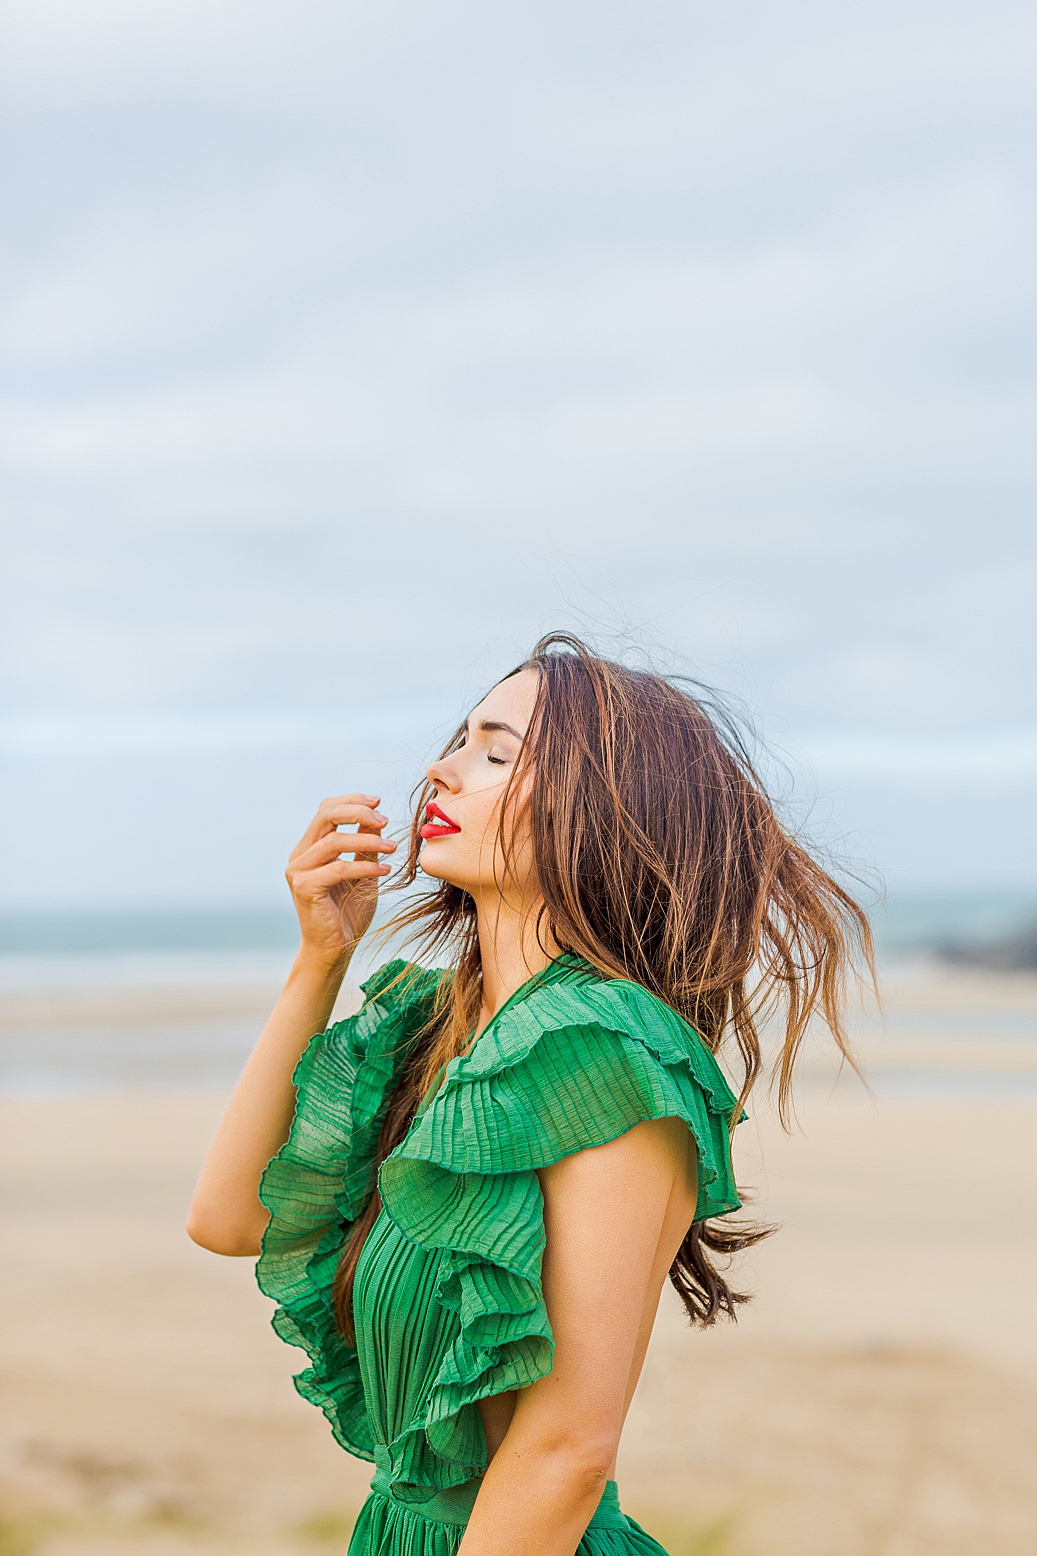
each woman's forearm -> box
[187,948,351,1254]
[458,1435,612,1556]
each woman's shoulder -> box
[308,957,446,1065]
[260,958,448,1245]
[354,956,450,1021]
[458,955,740,1118]
[386,956,742,1222]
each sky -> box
[1,0,1035,912]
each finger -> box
[292,832,397,872]
[293,859,391,892]
[291,801,389,858]
[295,800,386,851]
[293,795,384,854]
[287,845,394,890]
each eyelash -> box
[487,754,507,766]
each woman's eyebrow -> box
[477,719,525,740]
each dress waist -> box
[368,1447,629,1530]
[370,1446,478,1526]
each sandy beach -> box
[2,963,1036,1556]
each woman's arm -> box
[459,1116,697,1556]
[186,793,396,1256]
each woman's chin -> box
[417,847,461,885]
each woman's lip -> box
[421,802,461,839]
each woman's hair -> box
[333,632,873,1341]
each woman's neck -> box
[473,893,559,1034]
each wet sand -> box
[1,965,1035,1555]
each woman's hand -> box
[286,794,397,967]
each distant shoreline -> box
[3,888,1036,960]
[0,956,1033,1104]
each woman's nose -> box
[426,757,460,792]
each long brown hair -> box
[333,633,873,1340]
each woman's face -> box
[418,668,540,902]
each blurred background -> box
[1,3,1035,1554]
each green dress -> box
[257,953,742,1555]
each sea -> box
[1,895,1035,1102]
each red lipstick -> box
[421,802,461,840]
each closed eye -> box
[487,754,508,766]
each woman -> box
[188,634,869,1556]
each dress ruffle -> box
[257,955,743,1510]
[376,959,743,1503]
[256,960,446,1457]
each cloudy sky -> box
[1,0,1035,911]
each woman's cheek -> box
[470,788,502,830]
[470,803,498,854]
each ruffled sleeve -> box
[376,965,744,1501]
[255,958,447,1458]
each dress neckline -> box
[462,951,597,1057]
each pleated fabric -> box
[257,954,744,1555]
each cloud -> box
[0,702,443,756]
[0,0,1034,896]
[4,707,1036,794]
[785,729,1037,789]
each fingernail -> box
[373,811,388,822]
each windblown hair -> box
[333,633,872,1342]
